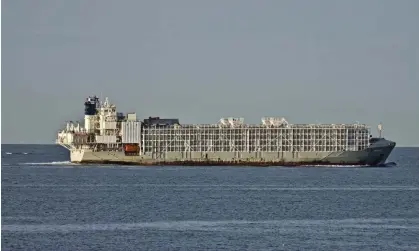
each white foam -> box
[3,184,419,191]
[2,218,419,233]
[2,216,55,220]
[302,164,368,167]
[3,152,31,155]
[21,161,76,166]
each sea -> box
[1,144,419,251]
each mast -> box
[378,123,383,138]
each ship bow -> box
[365,138,396,166]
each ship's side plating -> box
[56,96,396,166]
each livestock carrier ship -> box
[56,96,396,166]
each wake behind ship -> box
[56,96,396,167]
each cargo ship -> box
[56,96,396,166]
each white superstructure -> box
[56,96,124,150]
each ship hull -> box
[69,139,396,167]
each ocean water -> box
[1,145,419,251]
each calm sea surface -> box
[2,145,419,250]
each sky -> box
[2,0,418,146]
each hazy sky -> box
[2,0,418,146]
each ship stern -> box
[70,149,85,163]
